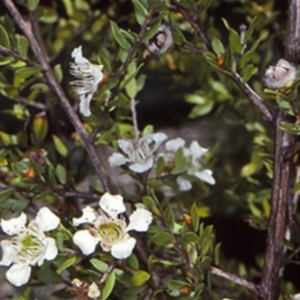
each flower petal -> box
[71,46,89,65]
[129,157,154,173]
[148,132,168,152]
[73,206,97,226]
[0,240,17,266]
[117,139,134,156]
[73,230,99,255]
[37,237,58,265]
[99,193,126,218]
[126,208,153,232]
[35,207,60,232]
[108,153,129,167]
[165,137,185,152]
[6,263,31,287]
[176,176,192,191]
[194,169,215,185]
[1,212,27,235]
[189,141,208,159]
[111,237,136,259]
[79,93,93,117]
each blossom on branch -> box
[0,207,60,286]
[145,24,174,55]
[264,59,297,89]
[70,46,104,117]
[163,138,215,191]
[73,192,153,259]
[108,133,167,173]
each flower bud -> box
[264,59,297,89]
[145,24,173,55]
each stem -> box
[130,97,139,142]
[260,111,293,299]
[3,0,111,193]
[229,72,274,123]
[210,267,261,296]
[260,1,299,298]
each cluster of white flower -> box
[0,207,60,286]
[108,134,215,191]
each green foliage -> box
[0,0,299,299]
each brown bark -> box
[260,111,293,299]
[260,1,300,298]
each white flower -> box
[145,24,173,54]
[108,133,167,173]
[0,207,60,286]
[264,59,297,89]
[72,279,101,299]
[163,138,215,191]
[73,192,153,259]
[88,282,101,299]
[70,46,104,117]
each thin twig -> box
[230,72,274,123]
[183,43,207,54]
[210,266,261,296]
[0,44,39,66]
[172,0,212,51]
[3,0,112,193]
[130,97,139,142]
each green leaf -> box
[110,21,130,49]
[191,203,200,231]
[27,0,40,10]
[133,0,148,25]
[90,258,108,273]
[36,264,62,284]
[152,232,175,246]
[141,20,162,43]
[0,56,14,66]
[52,135,68,157]
[131,270,150,287]
[0,188,15,203]
[15,66,42,79]
[156,156,165,176]
[55,164,67,185]
[90,178,104,193]
[171,157,191,175]
[15,35,29,60]
[163,205,175,231]
[242,64,258,82]
[32,190,51,202]
[61,0,73,16]
[126,253,139,270]
[229,29,242,54]
[56,256,81,274]
[0,24,11,48]
[211,37,225,55]
[101,271,116,300]
[54,64,63,83]
[31,111,48,147]
[142,125,154,135]
[30,83,49,93]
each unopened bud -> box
[183,213,192,225]
[23,167,37,179]
[145,24,173,55]
[264,59,297,89]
